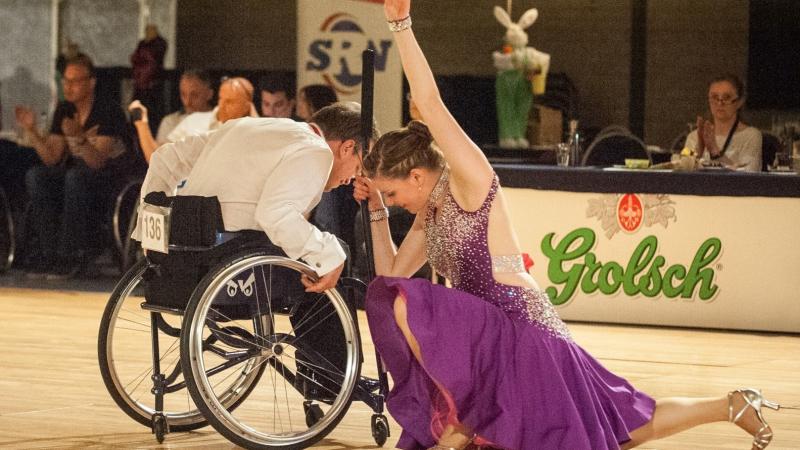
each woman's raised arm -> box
[385,0,495,208]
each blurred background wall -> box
[2,0,797,147]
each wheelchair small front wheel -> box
[181,252,362,449]
[372,414,390,447]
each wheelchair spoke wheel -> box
[98,259,207,432]
[181,254,361,450]
[0,188,15,272]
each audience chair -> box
[581,132,649,167]
[761,132,782,172]
[668,130,690,153]
[595,125,632,140]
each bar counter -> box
[490,163,800,333]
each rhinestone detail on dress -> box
[491,254,526,274]
[424,170,571,340]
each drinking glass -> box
[556,143,570,167]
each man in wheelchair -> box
[132,101,379,403]
[134,101,378,291]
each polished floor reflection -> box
[0,287,797,449]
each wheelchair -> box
[111,177,144,272]
[97,202,390,448]
[0,187,15,272]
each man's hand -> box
[128,100,149,124]
[61,115,81,137]
[14,106,37,132]
[300,262,344,293]
[83,125,101,150]
[353,175,385,211]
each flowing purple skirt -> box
[366,276,655,450]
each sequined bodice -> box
[424,171,570,339]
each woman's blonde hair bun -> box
[407,120,433,143]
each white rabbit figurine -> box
[492,5,550,148]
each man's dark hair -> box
[65,54,96,78]
[300,84,338,113]
[181,68,214,88]
[311,101,380,155]
[258,74,295,99]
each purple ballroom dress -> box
[365,171,655,450]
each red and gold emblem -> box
[617,193,643,233]
[587,193,676,239]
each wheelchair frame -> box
[98,239,390,449]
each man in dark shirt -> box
[258,74,296,119]
[14,55,129,278]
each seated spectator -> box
[258,74,296,119]
[685,74,762,171]
[14,55,129,279]
[296,84,339,122]
[129,69,214,162]
[165,76,257,143]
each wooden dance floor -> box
[0,286,797,449]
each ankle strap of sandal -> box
[428,433,478,450]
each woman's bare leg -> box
[623,394,771,449]
[392,295,473,448]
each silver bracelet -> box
[387,16,412,32]
[369,207,389,222]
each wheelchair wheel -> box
[98,259,206,431]
[181,253,361,449]
[0,188,14,272]
[112,180,142,273]
[98,259,266,432]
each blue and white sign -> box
[298,0,403,131]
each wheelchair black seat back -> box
[98,193,388,449]
[143,231,293,312]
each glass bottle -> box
[567,119,581,166]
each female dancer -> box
[353,0,779,449]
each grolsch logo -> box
[542,228,722,306]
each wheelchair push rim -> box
[181,254,361,448]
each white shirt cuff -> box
[302,232,347,276]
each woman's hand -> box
[694,116,706,156]
[700,119,720,157]
[353,175,385,211]
[384,0,410,21]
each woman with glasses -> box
[686,74,762,171]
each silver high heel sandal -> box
[427,433,477,450]
[728,388,781,449]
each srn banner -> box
[297,0,403,131]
